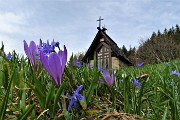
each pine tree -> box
[121,45,128,57]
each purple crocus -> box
[137,62,144,68]
[67,85,84,111]
[40,45,67,87]
[24,40,38,68]
[102,68,115,87]
[73,61,82,68]
[133,79,141,89]
[170,70,180,77]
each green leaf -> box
[53,80,67,116]
[63,111,71,120]
[0,65,15,120]
[25,80,46,109]
[162,107,168,120]
[18,103,35,120]
[45,83,55,109]
[79,100,87,110]
[158,87,180,105]
[20,88,26,113]
[85,80,97,104]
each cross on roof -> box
[97,16,104,28]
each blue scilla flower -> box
[170,70,180,77]
[133,79,141,89]
[73,61,83,68]
[167,63,171,66]
[67,85,84,111]
[4,52,12,60]
[137,62,144,68]
[51,39,59,49]
[42,40,54,55]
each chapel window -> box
[97,45,110,69]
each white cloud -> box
[0,12,26,34]
[0,11,29,54]
[0,35,22,53]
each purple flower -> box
[137,62,144,68]
[170,70,180,77]
[40,45,67,87]
[51,39,59,49]
[98,67,102,71]
[24,40,38,68]
[42,40,54,55]
[102,68,115,87]
[167,63,171,66]
[37,38,42,51]
[170,70,177,75]
[73,61,82,68]
[98,78,104,84]
[87,64,93,69]
[4,52,12,60]
[133,79,141,89]
[67,85,84,111]
[35,39,43,60]
[40,40,60,55]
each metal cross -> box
[97,16,104,28]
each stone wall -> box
[112,57,127,69]
[87,57,127,69]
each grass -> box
[0,49,179,120]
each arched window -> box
[97,45,110,68]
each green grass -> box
[0,50,179,120]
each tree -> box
[121,45,128,57]
[137,26,180,64]
[151,32,156,40]
[73,51,85,61]
[121,45,136,64]
[157,30,161,37]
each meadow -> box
[0,40,179,120]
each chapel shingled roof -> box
[82,27,133,66]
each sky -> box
[0,0,180,59]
